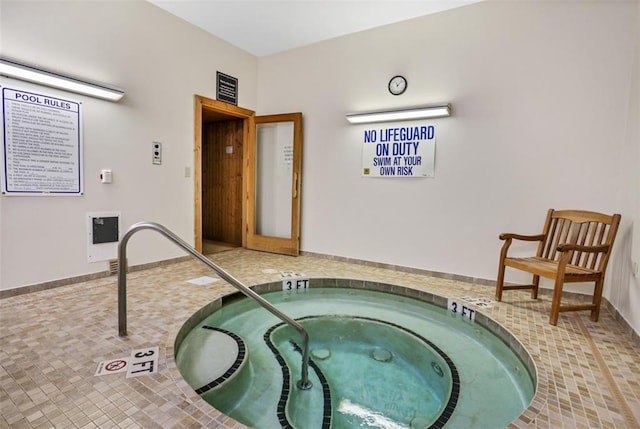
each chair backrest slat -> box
[571,222,586,266]
[581,223,607,270]
[541,215,559,259]
[555,219,571,259]
[584,222,598,268]
[539,209,621,271]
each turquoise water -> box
[176,287,535,428]
[272,316,453,428]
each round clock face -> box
[388,75,407,95]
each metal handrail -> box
[117,221,312,390]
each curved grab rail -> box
[117,221,312,390]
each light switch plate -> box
[152,142,162,165]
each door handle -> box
[293,172,298,199]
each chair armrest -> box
[498,232,545,262]
[499,233,546,242]
[556,243,610,254]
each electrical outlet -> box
[152,142,162,165]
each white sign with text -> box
[1,87,83,195]
[361,124,435,178]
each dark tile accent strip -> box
[267,315,460,429]
[289,341,332,429]
[296,315,459,429]
[264,323,295,429]
[174,278,543,428]
[194,326,246,395]
[359,317,461,429]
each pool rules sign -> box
[361,124,436,178]
[1,87,83,195]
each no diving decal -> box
[95,346,159,378]
[95,358,128,375]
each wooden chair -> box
[495,209,621,325]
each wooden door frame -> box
[246,113,303,256]
[194,95,254,252]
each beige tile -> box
[1,249,639,428]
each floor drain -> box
[311,348,331,360]
[370,347,393,362]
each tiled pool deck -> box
[1,249,639,428]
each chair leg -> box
[496,240,512,301]
[549,276,565,326]
[591,278,604,322]
[531,274,540,299]
[496,262,506,301]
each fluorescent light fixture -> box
[346,104,451,124]
[0,57,124,102]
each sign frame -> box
[361,123,436,178]
[1,86,83,196]
[216,71,238,106]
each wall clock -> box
[388,75,407,95]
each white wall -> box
[0,0,257,290]
[257,2,639,331]
[1,0,638,335]
[608,3,640,333]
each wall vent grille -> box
[108,259,119,276]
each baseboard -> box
[299,250,496,286]
[603,299,640,347]
[3,250,638,346]
[301,250,640,346]
[0,255,190,299]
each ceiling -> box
[148,1,481,57]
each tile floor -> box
[1,249,639,428]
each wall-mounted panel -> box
[86,211,120,262]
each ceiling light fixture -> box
[0,57,124,102]
[346,104,451,124]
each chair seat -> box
[495,209,621,325]
[504,257,601,281]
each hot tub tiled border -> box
[194,327,246,395]
[173,277,545,428]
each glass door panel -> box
[256,122,293,238]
